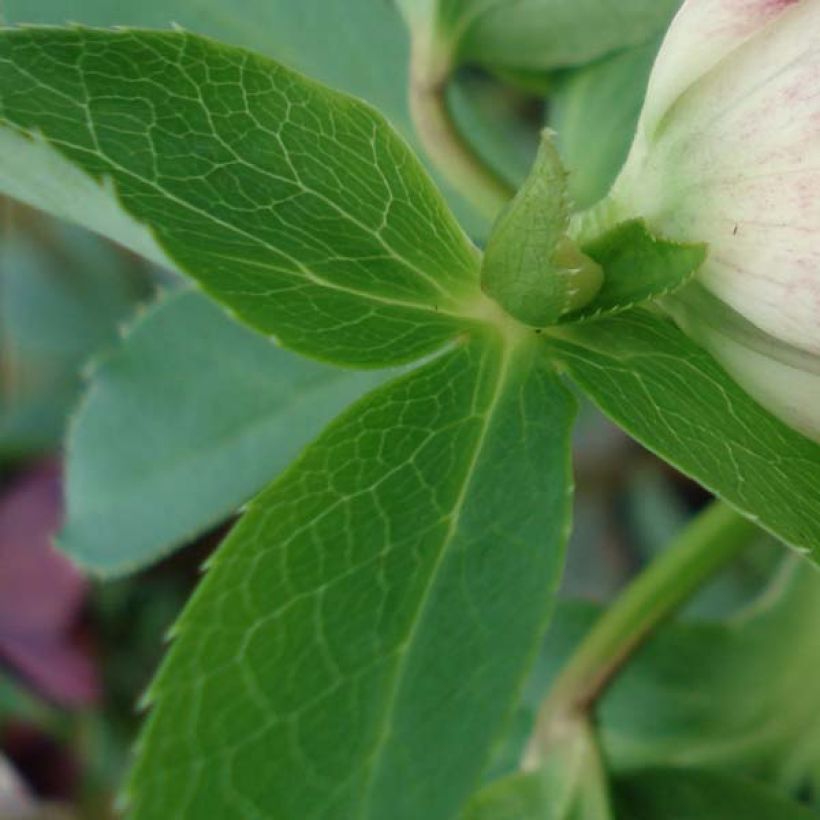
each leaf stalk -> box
[408,37,514,220]
[525,499,759,767]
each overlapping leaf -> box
[565,221,706,322]
[62,290,391,576]
[492,558,820,805]
[600,561,820,797]
[128,334,575,820]
[2,0,520,234]
[466,724,614,820]
[471,559,820,816]
[0,215,148,454]
[614,768,816,819]
[551,42,658,209]
[1,0,414,139]
[398,0,681,73]
[0,28,482,366]
[548,310,820,560]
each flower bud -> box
[482,132,603,327]
[606,0,820,441]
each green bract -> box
[547,311,820,563]
[480,133,603,327]
[0,0,505,234]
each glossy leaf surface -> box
[128,334,576,820]
[0,28,481,366]
[549,310,820,561]
[2,0,514,234]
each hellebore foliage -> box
[0,3,818,818]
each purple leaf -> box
[0,463,99,706]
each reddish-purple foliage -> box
[0,463,99,706]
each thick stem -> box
[526,500,758,765]
[573,721,613,818]
[408,41,514,221]
[530,716,613,813]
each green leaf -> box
[399,0,681,73]
[1,1,412,137]
[551,43,658,209]
[547,309,820,561]
[1,0,508,235]
[507,558,820,801]
[466,772,557,820]
[614,768,817,820]
[466,724,614,820]
[128,333,576,820]
[0,27,482,367]
[61,289,391,576]
[483,558,820,807]
[562,221,706,323]
[1,215,148,455]
[601,561,820,796]
[0,669,55,725]
[458,0,682,72]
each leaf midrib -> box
[356,334,516,819]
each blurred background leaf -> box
[451,0,681,75]
[552,42,658,209]
[0,462,98,707]
[613,768,817,819]
[484,554,820,809]
[1,205,152,457]
[61,290,391,575]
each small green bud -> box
[480,131,602,328]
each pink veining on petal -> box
[629,0,812,144]
[743,0,800,16]
[711,0,802,37]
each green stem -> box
[408,41,514,221]
[526,500,758,764]
[573,721,614,818]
